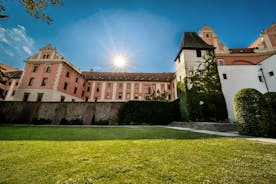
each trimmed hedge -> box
[263,92,276,137]
[117,100,180,125]
[234,88,271,137]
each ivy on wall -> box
[177,50,227,122]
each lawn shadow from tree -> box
[0,125,222,141]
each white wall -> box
[259,54,276,92]
[218,65,268,123]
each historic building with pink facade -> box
[7,45,175,102]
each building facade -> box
[199,24,276,122]
[9,45,175,102]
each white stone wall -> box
[259,54,276,92]
[218,65,268,123]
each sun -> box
[113,55,127,69]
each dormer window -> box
[43,54,50,59]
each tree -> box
[0,0,63,24]
[177,50,227,121]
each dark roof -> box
[229,48,255,54]
[174,32,215,61]
[82,72,175,82]
[4,71,22,79]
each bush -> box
[263,92,276,138]
[31,118,51,125]
[60,118,83,125]
[234,88,269,136]
[117,100,180,125]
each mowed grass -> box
[0,126,275,184]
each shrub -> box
[263,92,276,138]
[60,118,83,125]
[234,88,269,136]
[31,118,51,125]
[117,100,180,125]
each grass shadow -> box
[0,125,223,141]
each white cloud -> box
[0,25,34,66]
[22,46,32,55]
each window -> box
[223,73,227,79]
[41,78,48,86]
[206,34,209,38]
[135,83,139,89]
[161,84,165,90]
[12,90,15,96]
[168,84,171,90]
[218,59,224,66]
[36,93,43,102]
[23,93,30,102]
[119,83,123,89]
[106,92,110,99]
[28,78,34,86]
[179,75,182,81]
[66,71,70,78]
[269,71,274,76]
[75,77,79,83]
[144,84,150,90]
[196,49,201,57]
[45,66,51,73]
[43,54,50,59]
[16,82,19,86]
[134,93,138,100]
[126,93,130,99]
[74,87,77,94]
[81,90,84,97]
[87,86,90,92]
[85,97,89,102]
[168,94,171,100]
[60,96,65,102]
[96,87,100,92]
[63,82,68,90]
[118,92,123,99]
[33,65,38,72]
[127,83,131,89]
[258,76,263,82]
[107,83,112,89]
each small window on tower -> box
[258,76,263,82]
[269,71,274,76]
[206,34,209,38]
[223,73,227,79]
[196,50,201,57]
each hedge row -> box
[117,100,180,125]
[234,88,276,138]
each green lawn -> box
[0,126,275,184]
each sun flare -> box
[113,55,127,69]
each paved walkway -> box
[166,126,276,144]
[166,126,240,137]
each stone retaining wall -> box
[0,102,122,125]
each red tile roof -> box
[229,48,255,53]
[82,72,175,82]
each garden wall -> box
[0,102,122,125]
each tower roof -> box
[174,32,215,61]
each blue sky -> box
[0,0,275,72]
